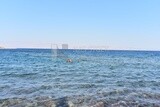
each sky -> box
[0,0,160,50]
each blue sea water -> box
[0,49,160,106]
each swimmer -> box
[66,58,72,63]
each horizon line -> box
[1,47,160,52]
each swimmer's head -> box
[66,59,72,63]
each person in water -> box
[66,58,72,63]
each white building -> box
[62,44,68,49]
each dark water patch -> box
[0,85,10,90]
[40,85,53,90]
[11,87,40,95]
[1,72,39,79]
[53,83,75,89]
[77,83,96,89]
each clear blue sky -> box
[0,0,160,50]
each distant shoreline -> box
[1,48,160,52]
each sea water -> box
[0,49,160,107]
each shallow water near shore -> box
[0,49,160,107]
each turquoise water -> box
[0,49,160,106]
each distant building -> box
[0,46,4,49]
[62,44,68,49]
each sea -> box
[0,49,160,107]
